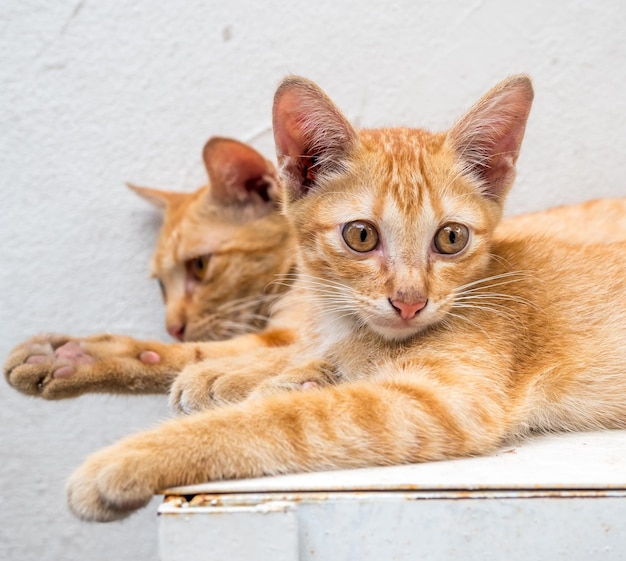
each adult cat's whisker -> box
[217,293,272,308]
[216,295,278,316]
[267,281,298,292]
[217,320,260,335]
[238,313,272,324]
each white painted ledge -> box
[158,431,626,560]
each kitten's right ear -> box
[272,76,358,200]
[127,183,177,212]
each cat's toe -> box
[4,337,57,395]
[66,451,154,522]
[248,360,338,400]
[169,375,216,415]
[169,364,224,415]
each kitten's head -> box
[130,137,294,341]
[273,76,533,341]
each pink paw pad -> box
[139,351,160,364]
[26,355,48,365]
[301,381,319,390]
[49,342,96,378]
[53,365,76,379]
[54,341,94,363]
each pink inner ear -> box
[272,76,357,198]
[448,76,534,199]
[274,110,309,159]
[203,137,277,205]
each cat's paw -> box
[169,360,254,414]
[4,334,95,398]
[66,446,155,522]
[170,358,338,415]
[247,360,338,400]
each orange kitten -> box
[37,74,624,522]
[5,162,626,400]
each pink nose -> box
[167,323,186,340]
[389,298,427,320]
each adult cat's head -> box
[273,76,533,342]
[131,137,294,341]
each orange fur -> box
[4,138,301,398]
[21,74,625,523]
[4,194,626,402]
[130,136,294,342]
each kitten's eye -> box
[342,221,380,253]
[434,223,470,255]
[187,255,212,281]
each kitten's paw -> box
[66,447,154,522]
[169,361,247,414]
[4,334,95,398]
[248,360,338,400]
[170,358,338,415]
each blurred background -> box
[1,1,625,559]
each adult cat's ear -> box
[203,137,280,206]
[446,75,534,200]
[127,183,178,212]
[273,76,358,200]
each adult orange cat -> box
[25,73,623,522]
[130,136,293,343]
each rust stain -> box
[162,487,626,513]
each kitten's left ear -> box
[273,76,358,200]
[203,137,280,207]
[446,75,534,200]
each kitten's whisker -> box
[454,271,532,293]
[454,292,537,309]
[443,310,493,340]
[452,302,520,322]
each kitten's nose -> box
[167,323,186,341]
[389,298,427,320]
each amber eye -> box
[187,255,212,281]
[434,223,470,255]
[342,221,380,252]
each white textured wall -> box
[1,1,625,559]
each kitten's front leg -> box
[67,374,507,522]
[4,333,200,398]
